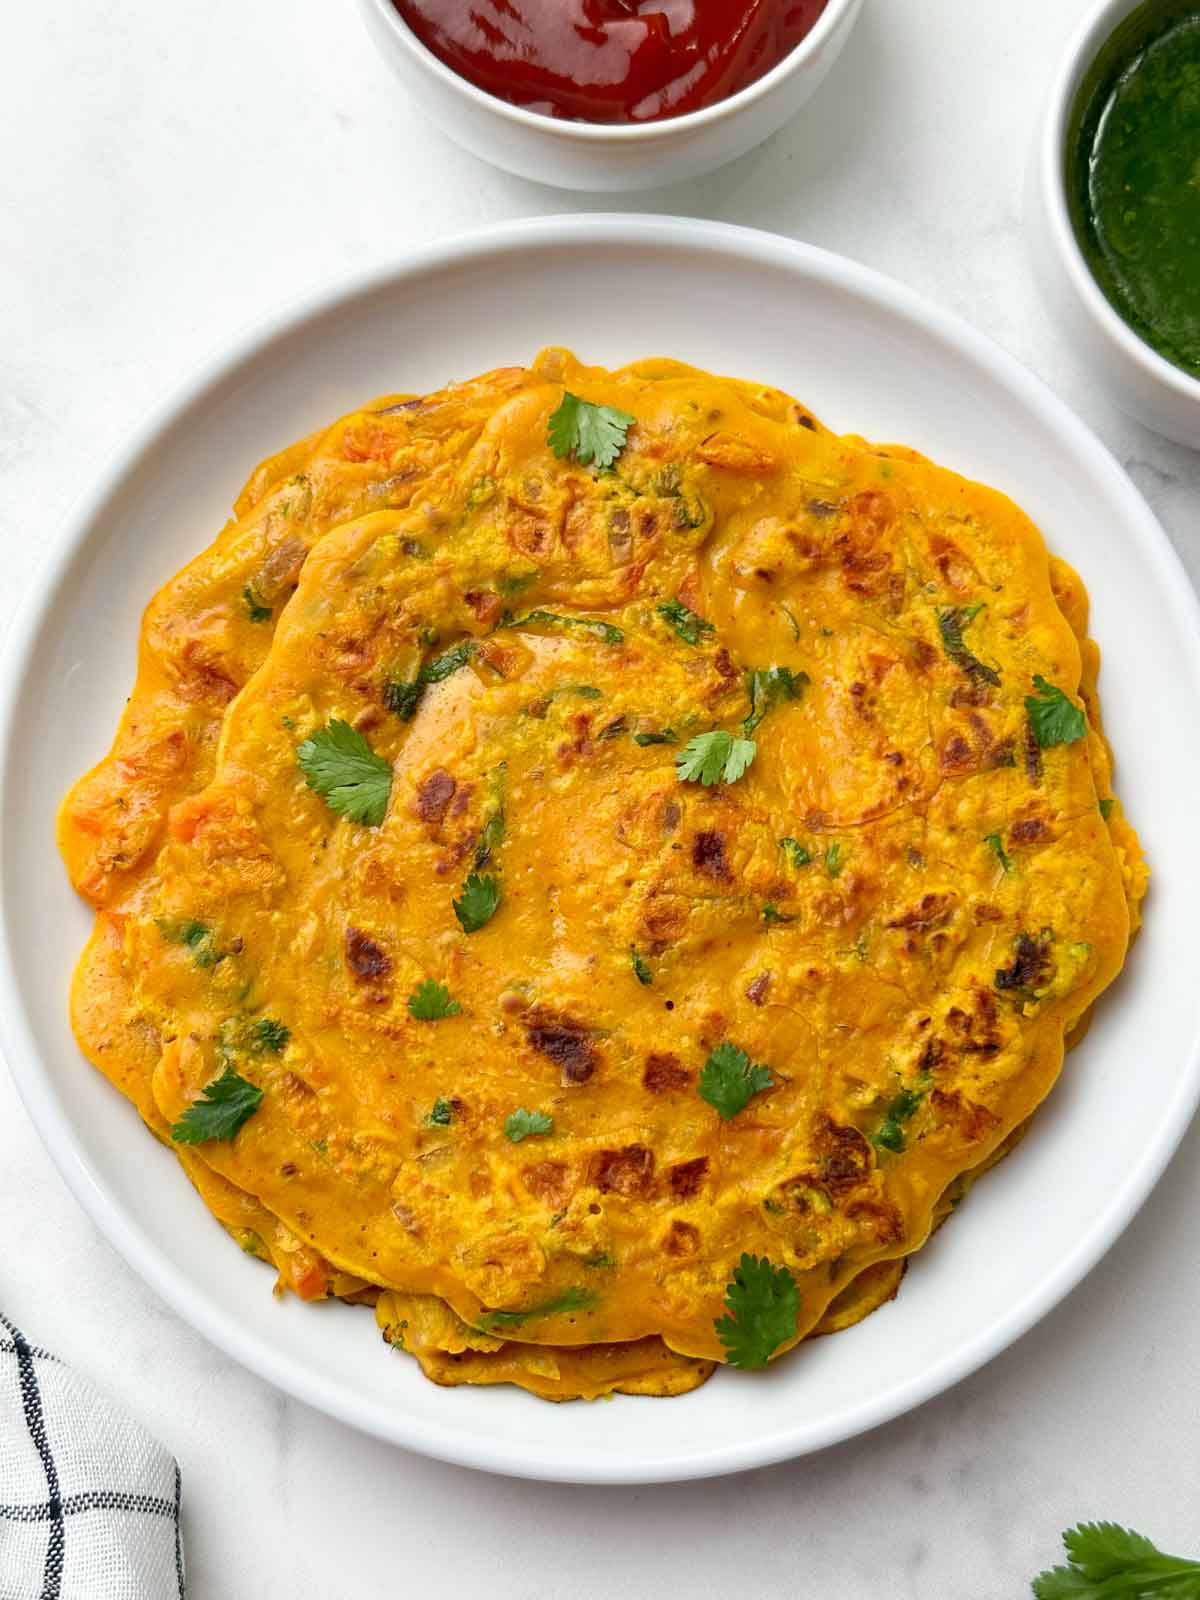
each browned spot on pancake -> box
[941,735,974,773]
[415,768,456,824]
[692,830,731,881]
[668,1157,708,1200]
[640,892,689,945]
[886,892,957,932]
[817,1120,873,1193]
[930,1087,1000,1142]
[463,589,502,627]
[846,1196,903,1246]
[995,932,1053,995]
[523,1160,572,1208]
[911,638,938,672]
[746,972,771,1005]
[589,1145,656,1198]
[1023,721,1044,784]
[176,641,238,705]
[643,1053,692,1094]
[663,1220,701,1256]
[1009,816,1051,844]
[344,926,391,981]
[525,1012,597,1084]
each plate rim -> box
[3,213,1199,1484]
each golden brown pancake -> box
[61,349,1145,1396]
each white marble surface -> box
[3,0,1199,1594]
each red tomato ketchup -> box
[391,0,831,124]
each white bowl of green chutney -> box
[1029,0,1200,448]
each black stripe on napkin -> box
[4,1313,64,1597]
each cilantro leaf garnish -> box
[453,871,501,933]
[629,946,652,985]
[297,719,393,826]
[675,729,757,786]
[477,1285,597,1334]
[873,1086,925,1153]
[242,585,272,623]
[383,641,477,723]
[984,832,1014,873]
[547,392,635,470]
[657,598,715,646]
[407,979,462,1021]
[1032,1522,1200,1599]
[250,1017,289,1053]
[428,1097,455,1126]
[824,841,844,878]
[1026,674,1087,748]
[937,604,1000,687]
[473,764,507,869]
[633,727,677,746]
[780,836,812,868]
[1098,796,1115,820]
[171,1067,263,1145]
[504,1107,554,1143]
[714,1254,800,1370]
[762,903,794,924]
[501,608,624,646]
[155,918,224,970]
[743,665,809,736]
[474,810,505,869]
[698,1041,773,1120]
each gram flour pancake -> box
[61,349,1146,1397]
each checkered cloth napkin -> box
[0,1312,184,1599]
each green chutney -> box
[1067,0,1200,379]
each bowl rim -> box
[1040,0,1200,404]
[360,0,861,142]
[4,214,1200,1483]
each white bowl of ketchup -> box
[357,0,865,191]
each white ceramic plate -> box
[3,217,1198,1485]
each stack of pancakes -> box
[59,350,1146,1401]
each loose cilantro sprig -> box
[676,729,757,786]
[937,603,1000,687]
[547,392,635,470]
[407,979,462,1021]
[477,1286,597,1335]
[657,598,714,646]
[1026,674,1087,748]
[743,665,808,736]
[171,1068,263,1145]
[453,871,501,933]
[501,608,624,646]
[242,585,272,623]
[873,1086,925,1154]
[250,1017,289,1053]
[504,1108,554,1143]
[1032,1522,1200,1598]
[714,1254,800,1370]
[384,641,477,722]
[155,918,224,970]
[698,1042,773,1120]
[985,832,1014,873]
[297,720,393,826]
